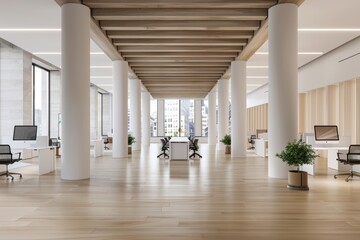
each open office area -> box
[1,0,360,239]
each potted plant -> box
[220,134,231,154]
[128,134,136,154]
[276,140,318,190]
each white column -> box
[217,79,229,149]
[208,88,217,145]
[129,78,141,150]
[157,99,165,136]
[61,3,90,180]
[112,60,128,158]
[231,61,247,157]
[195,99,202,137]
[268,3,298,178]
[141,91,150,145]
[90,85,99,140]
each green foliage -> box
[128,134,136,145]
[276,140,319,171]
[220,134,231,146]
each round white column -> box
[194,99,202,137]
[129,79,141,150]
[231,61,247,157]
[217,79,229,150]
[61,3,90,180]
[268,3,298,178]
[141,91,150,146]
[112,60,128,158]
[208,88,217,145]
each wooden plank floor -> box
[1,144,360,240]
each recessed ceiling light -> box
[33,52,105,55]
[90,76,112,79]
[247,76,268,79]
[255,52,323,55]
[247,84,263,86]
[91,66,112,69]
[247,66,268,69]
[0,28,61,32]
[299,28,360,32]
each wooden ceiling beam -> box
[132,67,227,71]
[107,30,254,39]
[126,57,234,62]
[122,52,238,57]
[92,8,268,21]
[113,39,247,46]
[100,20,260,31]
[119,46,242,52]
[129,62,229,67]
[84,0,277,9]
[142,78,219,82]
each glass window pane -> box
[202,100,208,137]
[33,65,49,136]
[180,99,194,137]
[150,99,157,137]
[164,100,180,136]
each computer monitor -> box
[13,125,37,141]
[314,125,339,144]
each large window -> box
[201,100,208,136]
[150,99,157,137]
[32,64,50,136]
[164,100,180,136]
[164,99,195,137]
[180,99,194,137]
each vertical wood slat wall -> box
[247,78,360,143]
[247,103,268,134]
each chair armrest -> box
[13,152,21,159]
[337,152,348,161]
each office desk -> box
[254,139,268,158]
[169,137,189,160]
[30,147,56,175]
[302,147,349,175]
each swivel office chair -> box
[0,145,22,180]
[248,135,256,150]
[334,145,360,182]
[103,136,110,150]
[157,138,169,158]
[189,139,202,159]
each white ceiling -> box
[1,0,360,95]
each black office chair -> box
[157,138,169,158]
[0,144,22,180]
[49,138,61,157]
[103,136,110,150]
[248,135,256,150]
[189,139,202,159]
[334,145,360,182]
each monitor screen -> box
[13,125,38,141]
[314,125,339,141]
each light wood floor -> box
[1,144,360,240]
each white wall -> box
[299,36,360,92]
[247,36,360,108]
[0,42,32,144]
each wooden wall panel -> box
[247,78,360,143]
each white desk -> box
[254,139,268,158]
[91,139,104,158]
[302,147,349,175]
[169,137,189,160]
[30,147,56,175]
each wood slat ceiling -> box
[81,0,298,99]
